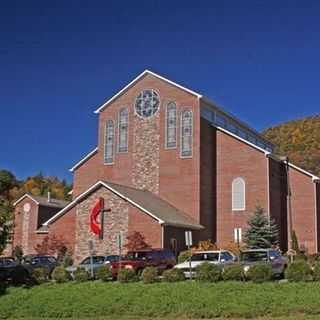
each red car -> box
[111,248,176,278]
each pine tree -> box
[291,230,300,254]
[244,206,279,249]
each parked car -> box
[174,250,236,278]
[22,255,59,277]
[240,249,287,278]
[111,249,176,278]
[0,257,32,285]
[66,255,120,279]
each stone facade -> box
[74,187,129,262]
[132,112,160,193]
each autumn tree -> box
[34,234,71,261]
[124,231,150,251]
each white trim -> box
[288,162,320,180]
[43,181,164,226]
[164,101,177,150]
[13,194,40,207]
[94,70,202,114]
[69,147,98,172]
[215,125,271,156]
[180,108,193,159]
[232,177,246,211]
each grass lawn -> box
[1,281,320,319]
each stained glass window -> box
[181,110,193,158]
[165,102,177,149]
[118,108,128,153]
[104,120,114,164]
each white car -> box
[174,250,236,278]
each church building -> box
[11,70,320,262]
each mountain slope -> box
[263,115,320,176]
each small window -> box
[118,108,129,153]
[180,109,193,158]
[232,178,245,211]
[234,228,242,244]
[104,120,115,164]
[165,102,177,149]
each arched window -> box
[232,178,246,211]
[104,120,114,164]
[118,108,128,153]
[180,109,193,158]
[165,102,177,149]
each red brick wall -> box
[48,207,76,254]
[74,73,200,222]
[13,198,41,255]
[199,118,216,242]
[73,152,100,197]
[216,130,269,247]
[316,182,320,250]
[128,206,162,249]
[289,167,317,253]
[268,157,288,251]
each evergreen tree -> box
[291,230,300,253]
[244,206,279,249]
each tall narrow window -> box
[232,178,246,211]
[180,109,193,158]
[165,102,177,149]
[234,228,242,244]
[104,120,114,164]
[118,108,128,153]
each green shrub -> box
[222,264,245,281]
[195,262,221,282]
[246,264,272,283]
[63,254,74,268]
[95,266,112,282]
[313,262,320,281]
[74,268,90,282]
[52,266,70,283]
[117,268,138,283]
[162,268,185,282]
[285,261,312,282]
[32,268,48,284]
[141,267,158,284]
[178,250,192,263]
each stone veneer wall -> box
[21,210,30,253]
[74,187,129,263]
[132,113,160,194]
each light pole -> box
[280,156,293,252]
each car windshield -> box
[241,251,268,262]
[190,253,219,262]
[125,252,150,261]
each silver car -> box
[174,250,236,278]
[66,255,119,279]
[240,249,287,278]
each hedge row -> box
[31,260,320,285]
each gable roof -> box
[94,69,203,114]
[13,194,70,209]
[43,180,203,230]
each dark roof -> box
[14,194,69,209]
[44,180,203,230]
[104,181,203,230]
[31,195,69,209]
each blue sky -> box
[1,0,320,182]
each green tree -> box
[0,200,13,254]
[244,206,279,249]
[0,170,17,198]
[291,230,300,254]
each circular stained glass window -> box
[135,89,160,118]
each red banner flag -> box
[90,198,104,236]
